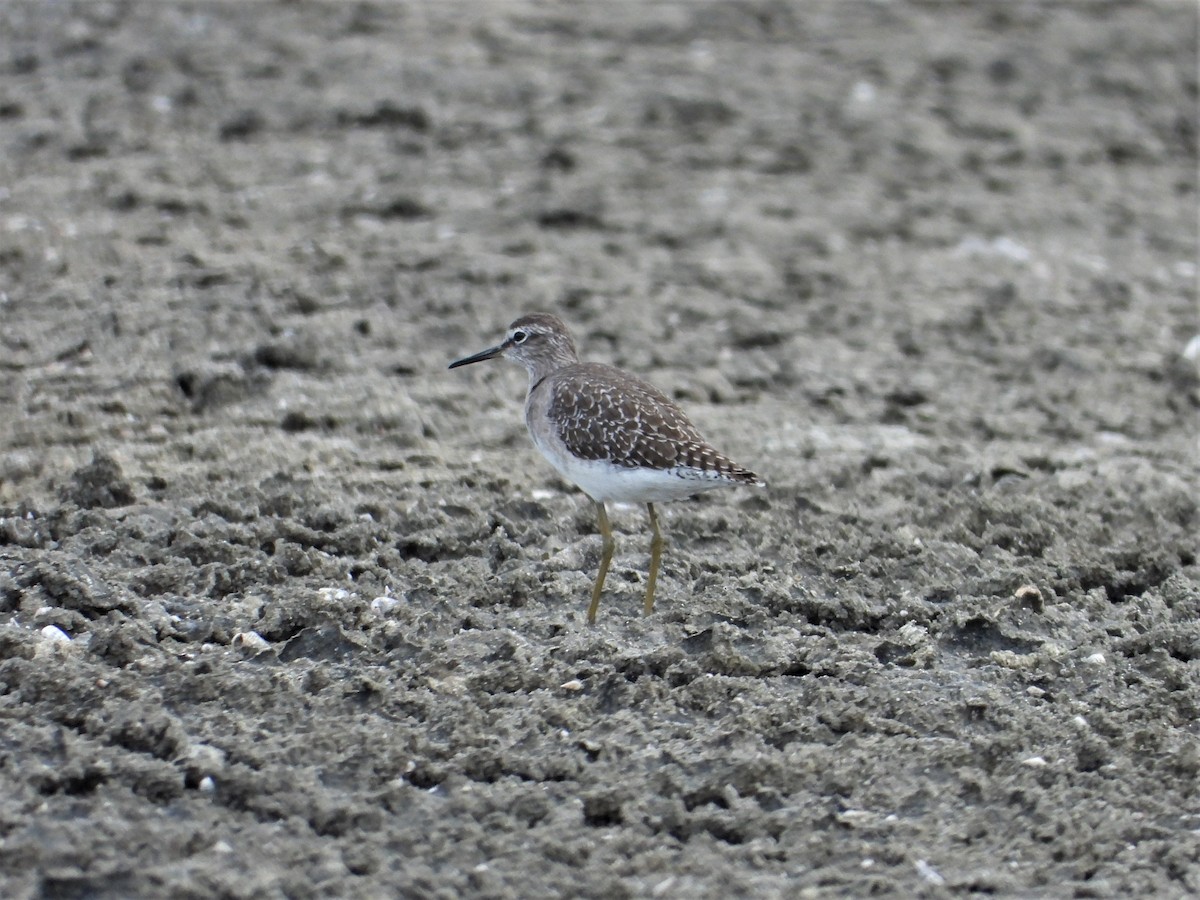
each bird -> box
[449,313,764,624]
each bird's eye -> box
[512,330,528,344]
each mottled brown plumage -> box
[546,362,761,481]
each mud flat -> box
[1,2,1197,897]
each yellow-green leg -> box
[644,502,663,616]
[587,501,615,625]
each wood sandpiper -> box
[449,313,764,624]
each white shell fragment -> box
[231,631,270,651]
[371,595,401,616]
[39,625,72,645]
[914,859,946,886]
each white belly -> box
[531,433,733,504]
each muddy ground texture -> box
[1,2,1198,898]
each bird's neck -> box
[523,352,577,394]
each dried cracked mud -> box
[1,2,1198,898]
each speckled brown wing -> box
[547,363,762,482]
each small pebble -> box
[1014,584,1044,610]
[185,742,227,774]
[1022,756,1048,768]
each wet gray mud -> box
[1,2,1198,897]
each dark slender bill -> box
[448,345,504,369]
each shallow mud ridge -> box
[1,2,1198,897]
